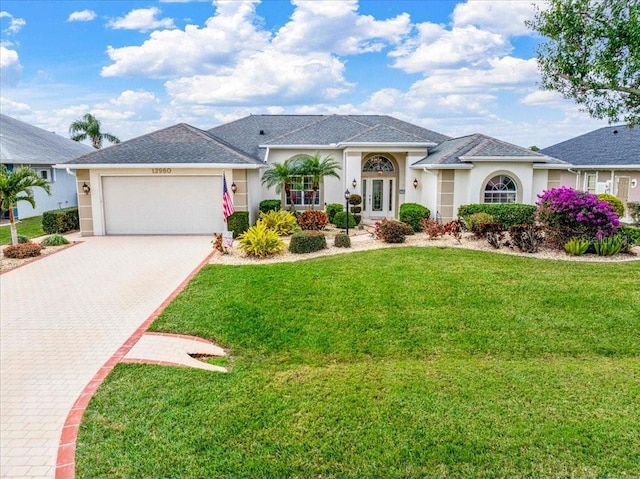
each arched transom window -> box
[484,175,517,203]
[363,156,395,174]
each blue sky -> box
[1,0,610,148]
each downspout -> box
[567,168,579,190]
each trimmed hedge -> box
[42,207,79,234]
[332,211,357,229]
[3,241,42,259]
[227,211,250,238]
[325,203,343,223]
[399,203,430,232]
[597,194,625,218]
[289,231,327,254]
[334,232,351,248]
[259,199,281,214]
[458,203,535,227]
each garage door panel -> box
[102,176,222,235]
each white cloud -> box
[1,11,26,35]
[273,0,411,55]
[107,7,175,32]
[67,10,97,22]
[521,89,566,106]
[165,49,352,105]
[452,0,546,36]
[102,1,268,78]
[390,24,509,72]
[0,45,23,86]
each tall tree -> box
[69,113,121,149]
[261,158,302,212]
[527,0,640,125]
[0,165,51,245]
[298,152,341,209]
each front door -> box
[616,176,630,217]
[363,177,395,220]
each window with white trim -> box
[585,173,597,193]
[483,175,517,203]
[286,175,320,207]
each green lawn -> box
[0,216,44,245]
[76,248,640,479]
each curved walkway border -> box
[54,250,214,479]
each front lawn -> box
[77,248,640,479]
[0,216,44,245]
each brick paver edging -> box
[54,251,215,479]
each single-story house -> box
[1,113,93,219]
[58,114,585,236]
[540,125,639,219]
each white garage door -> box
[102,176,222,235]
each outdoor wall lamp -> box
[413,178,419,189]
[82,182,91,194]
[231,182,237,194]
[352,178,357,189]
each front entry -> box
[363,177,396,220]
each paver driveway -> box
[0,235,213,479]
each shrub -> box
[332,211,357,229]
[325,203,343,223]
[537,187,620,248]
[227,211,250,238]
[334,232,351,248]
[378,219,410,243]
[464,212,495,232]
[3,241,42,259]
[42,207,79,234]
[472,221,505,239]
[348,194,362,206]
[238,223,285,258]
[597,194,625,218]
[17,235,29,244]
[298,210,329,231]
[421,218,445,239]
[619,225,640,246]
[444,220,464,243]
[458,204,536,227]
[40,235,70,247]
[259,199,281,214]
[593,235,623,256]
[257,210,298,236]
[627,202,640,224]
[508,224,544,253]
[564,237,590,256]
[399,203,430,232]
[289,231,327,254]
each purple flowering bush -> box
[536,187,620,248]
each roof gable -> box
[540,125,639,166]
[0,114,93,165]
[65,123,259,166]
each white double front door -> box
[362,177,396,220]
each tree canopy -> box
[527,0,640,125]
[69,113,120,149]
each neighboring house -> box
[0,114,93,220]
[61,114,572,236]
[540,125,640,219]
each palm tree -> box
[0,165,52,245]
[299,152,341,209]
[261,158,302,212]
[69,113,120,149]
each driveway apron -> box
[0,236,213,479]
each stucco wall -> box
[16,167,78,219]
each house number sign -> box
[151,168,172,174]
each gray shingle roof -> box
[540,125,640,166]
[65,123,260,166]
[414,134,563,166]
[208,114,450,160]
[0,113,93,165]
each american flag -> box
[222,173,235,222]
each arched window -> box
[363,156,394,174]
[484,175,517,203]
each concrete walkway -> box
[0,235,213,479]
